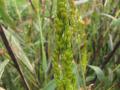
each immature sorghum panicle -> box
[53,0,77,90]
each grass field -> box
[0,0,120,90]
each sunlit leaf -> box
[3,27,34,73]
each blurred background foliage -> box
[0,0,120,90]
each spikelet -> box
[53,0,77,90]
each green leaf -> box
[0,0,15,29]
[109,34,113,51]
[42,80,56,90]
[108,68,113,82]
[3,27,34,73]
[72,62,81,89]
[111,18,120,27]
[86,76,95,82]
[101,13,116,20]
[34,18,47,73]
[88,65,105,81]
[0,60,9,79]
[116,68,120,79]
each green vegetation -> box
[0,0,120,90]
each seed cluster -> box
[53,0,77,90]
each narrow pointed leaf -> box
[0,60,9,79]
[88,65,105,81]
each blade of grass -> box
[0,59,9,79]
[0,25,30,90]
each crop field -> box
[0,0,120,90]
